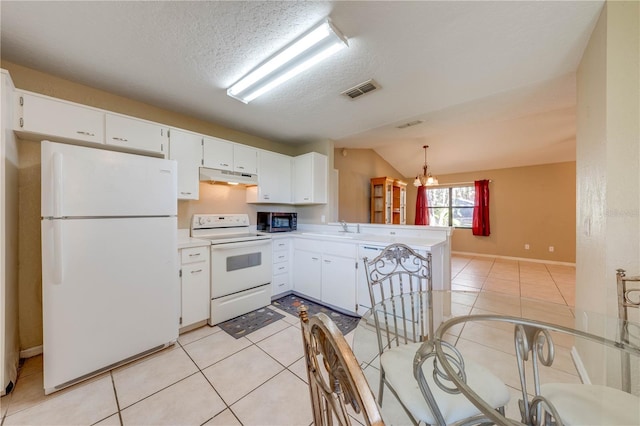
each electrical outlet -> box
[524,244,530,250]
[549,246,554,252]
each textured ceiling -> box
[0,1,604,177]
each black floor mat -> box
[217,307,285,339]
[272,294,360,335]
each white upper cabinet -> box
[105,113,168,156]
[233,144,257,174]
[247,150,292,204]
[202,137,257,175]
[14,91,104,145]
[293,152,327,204]
[202,137,233,171]
[169,128,202,200]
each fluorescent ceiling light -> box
[227,18,348,103]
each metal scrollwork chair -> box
[515,319,640,426]
[298,305,384,426]
[363,243,510,425]
[616,268,640,393]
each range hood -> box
[199,167,258,185]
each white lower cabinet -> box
[179,245,210,329]
[271,238,292,297]
[292,239,357,314]
[292,249,322,300]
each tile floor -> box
[0,254,576,426]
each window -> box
[427,185,475,228]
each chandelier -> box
[413,145,438,187]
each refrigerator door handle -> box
[53,220,64,285]
[53,152,64,218]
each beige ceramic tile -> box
[203,345,283,405]
[1,393,11,418]
[277,309,302,325]
[452,283,481,292]
[177,324,222,346]
[452,274,486,289]
[3,375,117,426]
[182,330,251,369]
[459,321,517,355]
[520,283,566,304]
[455,338,523,390]
[120,373,225,426]
[450,291,478,307]
[518,262,548,272]
[18,355,43,379]
[483,277,521,296]
[245,319,291,343]
[203,408,242,426]
[256,326,304,367]
[488,270,521,281]
[474,293,522,316]
[231,370,313,426]
[93,413,122,425]
[288,356,309,384]
[113,345,198,408]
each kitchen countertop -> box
[268,230,447,250]
[177,231,211,250]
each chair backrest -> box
[363,243,433,352]
[298,306,384,426]
[615,269,640,393]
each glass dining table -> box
[351,290,640,425]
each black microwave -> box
[257,212,297,233]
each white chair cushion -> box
[541,383,640,425]
[381,342,511,425]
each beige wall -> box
[575,1,640,386]
[334,147,576,263]
[433,162,577,263]
[333,148,406,223]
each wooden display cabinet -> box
[370,177,406,224]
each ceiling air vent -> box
[341,79,380,99]
[396,120,424,129]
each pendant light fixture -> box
[413,145,439,187]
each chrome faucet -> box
[340,220,349,232]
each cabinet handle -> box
[190,269,203,274]
[77,131,96,137]
[263,195,270,200]
[324,259,332,263]
[188,253,201,257]
[312,257,319,261]
[112,137,128,142]
[237,166,244,170]
[19,118,24,128]
[220,163,229,167]
[180,192,192,195]
[304,197,310,201]
[277,266,285,271]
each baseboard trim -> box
[452,251,576,267]
[571,346,591,384]
[20,345,43,358]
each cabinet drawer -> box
[272,239,290,251]
[273,262,289,275]
[272,274,291,295]
[181,246,209,264]
[273,250,289,264]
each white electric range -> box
[191,214,272,325]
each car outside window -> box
[426,185,475,228]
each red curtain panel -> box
[472,180,490,236]
[415,185,430,225]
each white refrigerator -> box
[41,141,179,394]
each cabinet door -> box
[293,152,327,204]
[292,249,322,300]
[202,137,233,171]
[169,129,201,200]
[16,92,104,144]
[105,114,168,156]
[257,151,292,203]
[322,255,357,314]
[181,261,210,327]
[233,145,257,174]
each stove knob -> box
[198,217,206,225]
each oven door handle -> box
[209,239,271,251]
